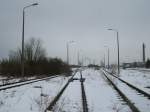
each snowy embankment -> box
[104,69,150,112]
[0,75,69,112]
[120,69,150,93]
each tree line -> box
[0,38,71,77]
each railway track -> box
[103,69,150,98]
[45,70,78,111]
[45,69,89,112]
[0,75,59,91]
[0,75,52,87]
[101,69,150,112]
[80,71,88,112]
[0,76,54,87]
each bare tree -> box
[9,37,46,62]
[9,48,21,62]
[24,38,46,61]
[1,37,70,76]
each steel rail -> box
[0,75,56,87]
[45,70,78,112]
[103,69,150,99]
[0,75,59,91]
[80,71,88,112]
[101,70,141,112]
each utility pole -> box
[108,29,120,75]
[108,48,109,69]
[21,9,25,77]
[104,54,105,67]
[66,41,74,65]
[77,51,80,66]
[143,43,146,63]
[104,46,110,69]
[21,3,38,76]
[117,31,120,74]
[67,43,69,64]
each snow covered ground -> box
[53,69,131,112]
[120,69,150,93]
[128,68,150,72]
[104,69,150,112]
[0,76,69,112]
[53,81,82,112]
[82,69,131,112]
[52,71,82,112]
[0,68,149,112]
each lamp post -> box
[104,46,110,69]
[21,3,38,76]
[66,41,75,65]
[77,51,80,66]
[108,29,120,75]
[104,54,105,68]
[108,48,110,69]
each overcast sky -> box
[0,0,150,65]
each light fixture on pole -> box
[104,45,110,69]
[103,54,105,68]
[21,3,38,76]
[66,41,75,65]
[108,28,120,75]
